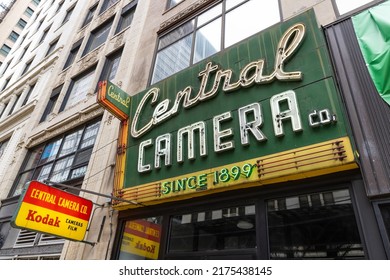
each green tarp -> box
[352,0,390,105]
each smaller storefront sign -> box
[11,181,93,242]
[97,80,131,121]
[119,219,161,260]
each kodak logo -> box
[26,210,61,227]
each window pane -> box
[225,0,279,47]
[267,189,365,259]
[50,156,74,182]
[13,170,34,196]
[59,130,83,156]
[193,17,221,63]
[168,0,184,9]
[152,35,192,84]
[86,21,112,53]
[24,145,44,170]
[74,148,92,165]
[0,138,9,158]
[116,8,135,34]
[226,0,246,10]
[80,121,100,148]
[119,217,163,260]
[169,205,256,252]
[40,139,62,164]
[64,70,95,110]
[70,165,88,179]
[33,163,53,181]
[158,20,194,50]
[336,0,373,15]
[197,3,222,26]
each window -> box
[99,48,122,82]
[115,1,137,34]
[17,18,27,29]
[1,76,12,91]
[63,39,82,69]
[56,1,64,13]
[99,0,119,14]
[335,0,374,15]
[36,17,45,33]
[11,119,101,196]
[1,59,12,76]
[81,3,97,28]
[22,84,35,106]
[8,31,20,42]
[169,205,256,253]
[151,0,280,84]
[39,25,51,44]
[21,59,33,76]
[24,7,34,17]
[82,19,113,56]
[0,138,10,159]
[62,6,74,24]
[60,68,96,111]
[32,0,41,6]
[46,38,59,56]
[0,44,11,56]
[267,189,365,259]
[40,85,61,122]
[7,94,21,116]
[20,45,29,60]
[167,0,184,9]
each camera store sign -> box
[98,10,357,207]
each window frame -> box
[59,66,96,112]
[21,58,34,76]
[0,44,11,56]
[63,39,83,70]
[8,31,20,43]
[45,37,59,57]
[81,3,98,28]
[10,118,102,197]
[99,47,123,82]
[99,0,119,15]
[17,18,27,29]
[150,0,281,85]
[82,18,114,57]
[62,5,75,25]
[40,85,62,123]
[115,0,137,35]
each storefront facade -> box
[103,7,388,260]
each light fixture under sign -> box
[237,220,254,230]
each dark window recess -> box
[10,119,101,197]
[81,4,97,28]
[115,1,137,34]
[22,84,35,106]
[99,48,122,82]
[267,189,365,259]
[40,85,62,123]
[21,59,33,76]
[63,39,83,69]
[82,19,113,56]
[46,38,59,56]
[62,6,74,24]
[99,0,119,14]
[168,205,256,253]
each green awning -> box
[352,0,390,105]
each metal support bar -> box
[43,180,142,206]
